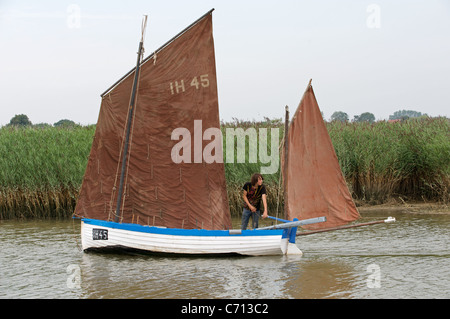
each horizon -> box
[2,110,446,128]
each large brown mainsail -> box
[74,11,232,230]
[284,81,360,230]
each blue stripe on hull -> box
[82,218,284,237]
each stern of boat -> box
[280,220,303,255]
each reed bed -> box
[0,117,448,219]
[0,125,94,219]
[328,117,449,204]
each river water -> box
[1,211,449,299]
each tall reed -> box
[0,125,95,218]
[328,117,449,204]
[0,117,448,219]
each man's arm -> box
[261,194,268,218]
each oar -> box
[296,217,396,236]
[258,216,326,230]
[266,215,290,223]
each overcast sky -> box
[0,0,449,126]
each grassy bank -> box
[0,117,448,219]
[0,125,94,219]
[328,117,449,205]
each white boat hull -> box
[80,218,302,256]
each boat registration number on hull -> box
[92,228,108,240]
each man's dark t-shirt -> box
[242,182,267,211]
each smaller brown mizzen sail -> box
[284,80,360,230]
[74,10,232,230]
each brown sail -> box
[74,11,232,230]
[284,81,360,230]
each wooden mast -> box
[115,15,148,222]
[283,105,289,220]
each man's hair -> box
[251,173,263,186]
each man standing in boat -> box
[241,173,268,230]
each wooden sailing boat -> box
[73,10,392,256]
[73,10,324,256]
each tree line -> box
[5,114,84,129]
[330,109,428,123]
[4,109,437,129]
